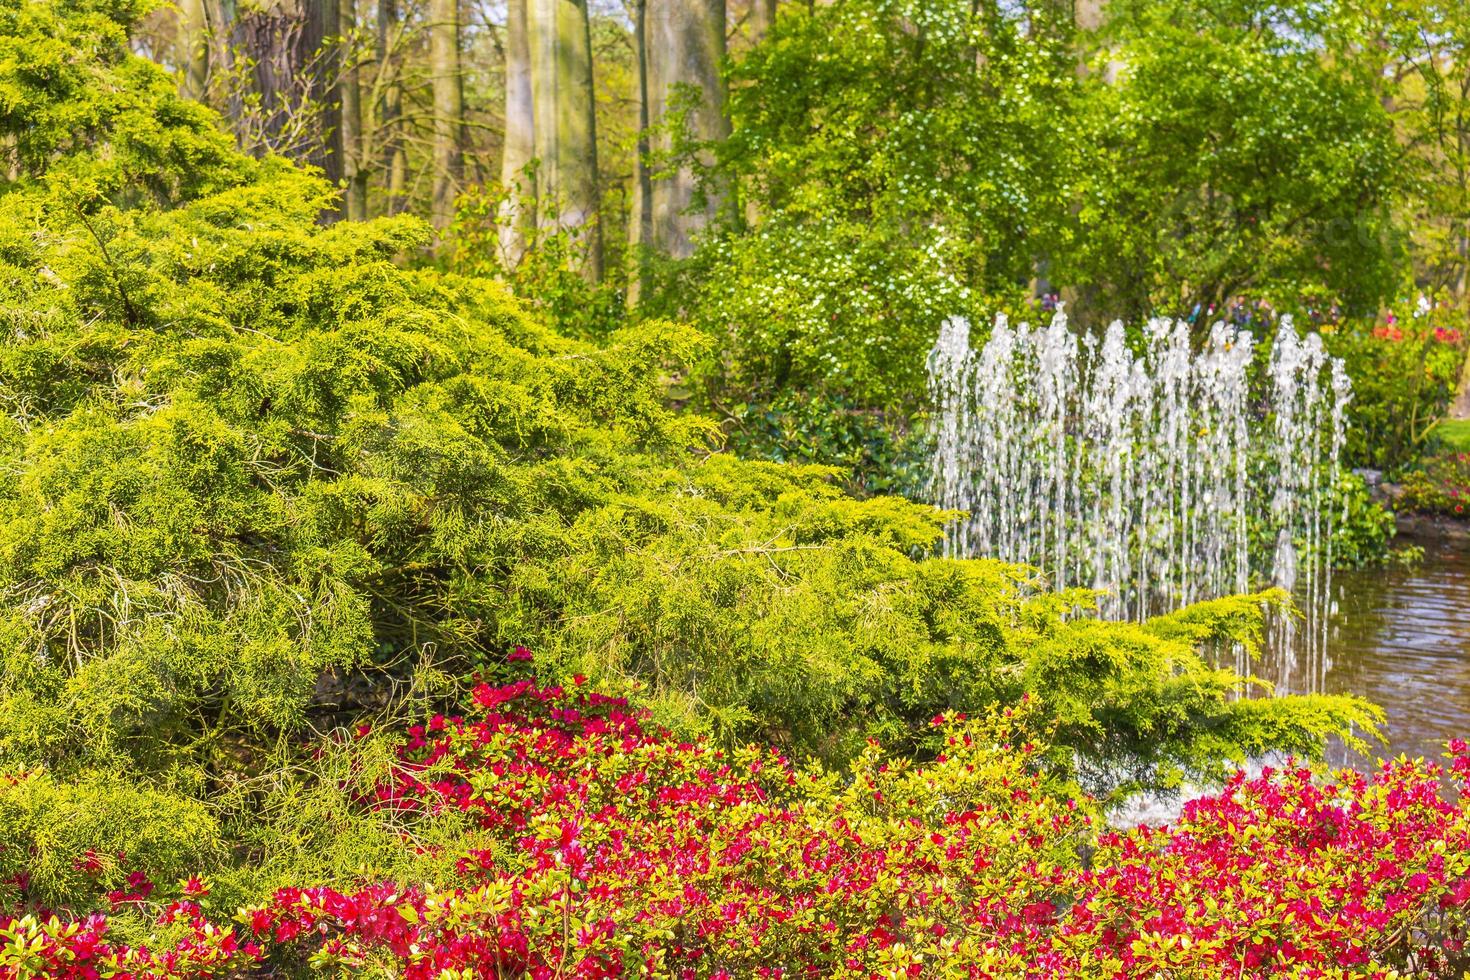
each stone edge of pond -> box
[1395,512,1470,544]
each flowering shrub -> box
[6,670,1469,979]
[1399,452,1470,518]
[1329,293,1469,470]
[0,902,251,980]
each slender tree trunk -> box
[1073,0,1104,30]
[529,0,602,281]
[1459,231,1468,302]
[376,0,407,214]
[499,0,536,267]
[1458,111,1469,303]
[429,0,463,231]
[980,0,1004,70]
[749,0,776,39]
[306,0,343,191]
[628,0,653,304]
[199,0,243,132]
[739,0,778,229]
[386,138,408,211]
[1073,0,1117,81]
[562,0,603,283]
[340,0,367,219]
[202,0,235,76]
[646,0,728,259]
[179,0,211,100]
[1459,75,1469,303]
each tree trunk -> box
[1073,0,1105,30]
[1459,231,1468,303]
[739,0,777,229]
[750,0,777,40]
[305,0,343,191]
[499,0,536,267]
[429,0,463,231]
[223,0,342,198]
[1073,0,1117,80]
[529,0,602,281]
[340,0,367,219]
[201,0,236,80]
[646,0,728,259]
[178,0,211,100]
[376,0,408,214]
[969,0,1000,72]
[628,0,653,303]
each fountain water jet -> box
[927,309,1350,693]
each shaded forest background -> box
[133,7,1467,300]
[130,0,1470,484]
[136,0,759,265]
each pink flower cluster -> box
[1372,324,1404,341]
[0,897,249,979]
[1372,320,1463,345]
[4,672,1470,978]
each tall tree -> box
[429,0,463,230]
[339,0,367,219]
[1074,0,1104,31]
[208,0,342,197]
[1073,0,1118,81]
[646,0,728,259]
[178,0,210,100]
[1066,2,1400,320]
[1353,0,1469,335]
[302,0,342,191]
[499,0,536,266]
[375,0,408,214]
[628,0,654,301]
[528,0,603,280]
[749,0,777,40]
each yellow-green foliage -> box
[0,0,1383,910]
[0,772,218,910]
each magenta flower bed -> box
[4,672,1469,978]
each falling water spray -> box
[927,309,1350,693]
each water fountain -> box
[927,309,1351,693]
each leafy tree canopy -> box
[1071,0,1404,319]
[674,0,1404,413]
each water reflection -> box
[1119,532,1469,825]
[1258,533,1470,765]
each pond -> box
[1276,527,1470,767]
[1119,529,1470,824]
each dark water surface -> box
[1277,533,1470,765]
[1119,531,1470,824]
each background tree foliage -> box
[658,0,1438,469]
[665,0,1080,407]
[128,0,1470,479]
[0,0,1384,912]
[1064,0,1402,321]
